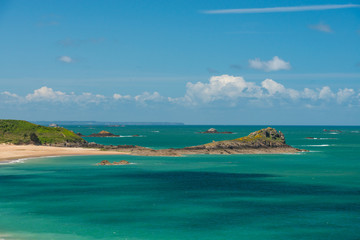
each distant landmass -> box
[32,121,185,126]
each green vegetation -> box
[0,120,86,145]
[234,133,264,142]
[234,128,285,143]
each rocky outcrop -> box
[116,127,305,156]
[88,131,120,137]
[199,128,233,134]
[97,160,130,165]
[176,127,301,155]
[47,127,306,156]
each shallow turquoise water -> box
[0,126,360,239]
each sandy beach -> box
[0,144,129,162]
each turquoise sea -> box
[1,126,360,240]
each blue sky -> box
[0,0,359,124]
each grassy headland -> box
[0,120,86,145]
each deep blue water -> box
[0,126,359,239]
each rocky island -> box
[119,127,305,156]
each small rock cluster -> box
[97,160,130,165]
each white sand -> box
[0,144,129,162]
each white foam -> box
[307,138,337,140]
[307,144,330,147]
[0,156,59,165]
[119,135,145,138]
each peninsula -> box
[0,120,305,161]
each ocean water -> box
[0,126,360,240]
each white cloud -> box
[177,75,358,106]
[261,79,300,99]
[0,91,23,104]
[26,86,68,102]
[249,56,291,72]
[75,93,105,104]
[202,4,360,14]
[337,88,355,103]
[113,93,132,100]
[24,86,105,105]
[2,91,20,98]
[309,22,333,33]
[58,56,73,63]
[261,79,286,95]
[302,88,318,100]
[135,92,164,103]
[182,75,262,104]
[319,86,335,100]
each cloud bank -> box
[1,75,359,109]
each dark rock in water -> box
[200,128,233,134]
[205,128,218,133]
[97,160,112,165]
[76,132,85,137]
[323,129,342,133]
[113,160,130,165]
[97,160,130,165]
[88,130,120,137]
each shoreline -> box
[0,144,130,163]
